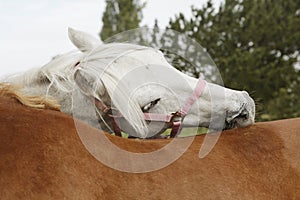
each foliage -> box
[166,0,300,121]
[100,0,146,41]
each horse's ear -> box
[68,27,102,52]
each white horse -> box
[3,28,255,138]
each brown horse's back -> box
[0,96,299,200]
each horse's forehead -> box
[78,47,171,81]
[88,44,169,67]
[127,48,167,62]
[42,51,83,71]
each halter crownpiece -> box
[91,78,206,138]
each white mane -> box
[40,51,84,93]
[77,43,154,137]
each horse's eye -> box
[74,62,80,68]
[142,98,161,112]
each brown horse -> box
[0,89,299,199]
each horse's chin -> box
[224,120,238,130]
[224,118,254,130]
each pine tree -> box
[100,0,146,41]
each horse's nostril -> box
[236,110,248,120]
[239,113,248,119]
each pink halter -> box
[94,79,206,138]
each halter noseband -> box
[93,79,206,138]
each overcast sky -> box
[0,0,222,77]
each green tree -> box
[100,0,146,41]
[167,0,300,121]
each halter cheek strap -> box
[94,79,206,138]
[169,79,206,137]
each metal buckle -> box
[171,111,183,122]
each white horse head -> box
[3,28,255,139]
[70,28,256,138]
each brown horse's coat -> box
[0,96,299,200]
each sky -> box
[0,0,222,77]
